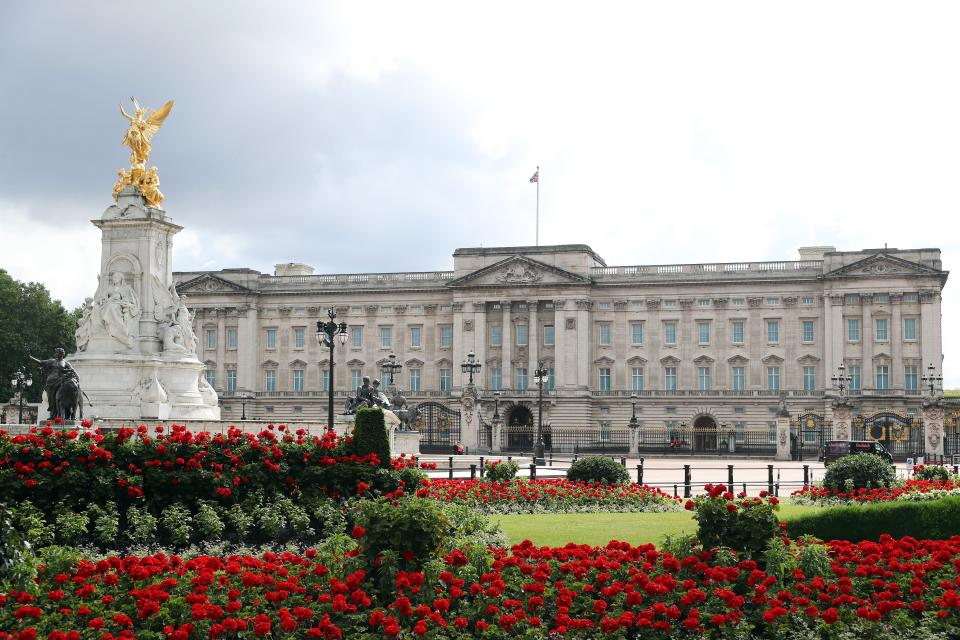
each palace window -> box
[543,325,555,346]
[293,369,304,392]
[766,366,780,391]
[439,325,453,348]
[903,318,917,341]
[697,322,710,345]
[409,368,421,392]
[265,370,276,392]
[490,325,502,347]
[802,320,814,343]
[664,322,677,345]
[294,327,305,349]
[489,367,501,390]
[206,329,217,350]
[732,367,745,391]
[904,365,918,391]
[664,367,677,391]
[875,365,889,390]
[380,326,392,349]
[439,368,452,391]
[732,321,744,344]
[631,367,644,391]
[226,370,237,393]
[545,367,556,390]
[266,328,277,349]
[631,322,644,345]
[598,323,611,346]
[321,369,329,392]
[875,318,888,341]
[205,370,216,387]
[803,366,816,391]
[351,369,362,389]
[515,367,528,390]
[227,328,238,350]
[598,368,611,391]
[516,324,529,346]
[697,367,711,390]
[847,319,860,342]
[351,327,363,348]
[410,326,422,348]
[766,321,780,343]
[848,365,861,391]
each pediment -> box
[405,358,425,367]
[346,358,366,367]
[626,355,647,366]
[660,355,680,365]
[594,356,615,365]
[796,354,820,364]
[177,273,253,294]
[289,359,308,368]
[727,355,749,365]
[761,354,784,365]
[446,255,591,288]
[693,355,715,365]
[824,254,943,279]
[261,359,279,368]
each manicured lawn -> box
[491,504,826,546]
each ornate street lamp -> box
[628,393,639,429]
[533,361,549,465]
[316,307,349,433]
[238,390,254,421]
[10,367,32,425]
[922,363,943,396]
[460,351,482,386]
[383,352,403,388]
[492,391,501,422]
[831,364,853,398]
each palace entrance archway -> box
[693,415,718,453]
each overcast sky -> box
[2,2,959,383]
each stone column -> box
[575,300,592,389]
[629,424,640,455]
[922,401,946,460]
[775,408,791,461]
[891,295,903,389]
[459,386,479,450]
[473,302,486,386]
[553,300,568,389]
[237,305,259,392]
[452,302,465,388]
[528,300,539,376]
[861,294,874,389]
[491,417,503,453]
[216,310,227,390]
[501,302,513,389]
[920,291,941,373]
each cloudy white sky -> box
[2,2,959,383]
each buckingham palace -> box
[173,243,948,456]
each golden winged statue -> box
[114,97,173,208]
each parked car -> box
[821,440,894,465]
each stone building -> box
[173,244,947,455]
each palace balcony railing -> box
[591,260,823,280]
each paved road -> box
[420,454,920,496]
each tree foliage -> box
[0,269,78,403]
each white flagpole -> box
[535,165,540,246]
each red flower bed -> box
[415,478,679,513]
[793,478,960,503]
[4,535,960,638]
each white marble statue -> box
[198,374,218,406]
[97,272,140,348]
[75,297,95,352]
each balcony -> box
[592,260,823,281]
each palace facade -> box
[173,244,947,453]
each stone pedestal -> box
[491,419,503,453]
[775,413,791,461]
[921,400,946,459]
[331,410,415,457]
[69,187,219,421]
[459,386,479,450]
[629,425,640,455]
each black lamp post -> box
[831,364,853,398]
[316,307,348,433]
[238,391,253,421]
[922,363,943,396]
[461,351,481,386]
[533,361,549,465]
[383,352,403,388]
[10,367,32,424]
[628,393,639,429]
[492,391,501,422]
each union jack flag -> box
[529,169,539,183]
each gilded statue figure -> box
[120,97,173,167]
[114,98,173,208]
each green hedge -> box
[787,496,960,541]
[353,408,392,468]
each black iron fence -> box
[500,425,630,453]
[637,427,776,456]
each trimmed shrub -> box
[352,407,392,468]
[914,464,951,482]
[689,484,779,556]
[788,496,960,541]
[567,456,630,485]
[356,498,449,573]
[822,454,895,492]
[486,460,520,482]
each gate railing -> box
[500,425,629,453]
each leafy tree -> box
[0,269,78,403]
